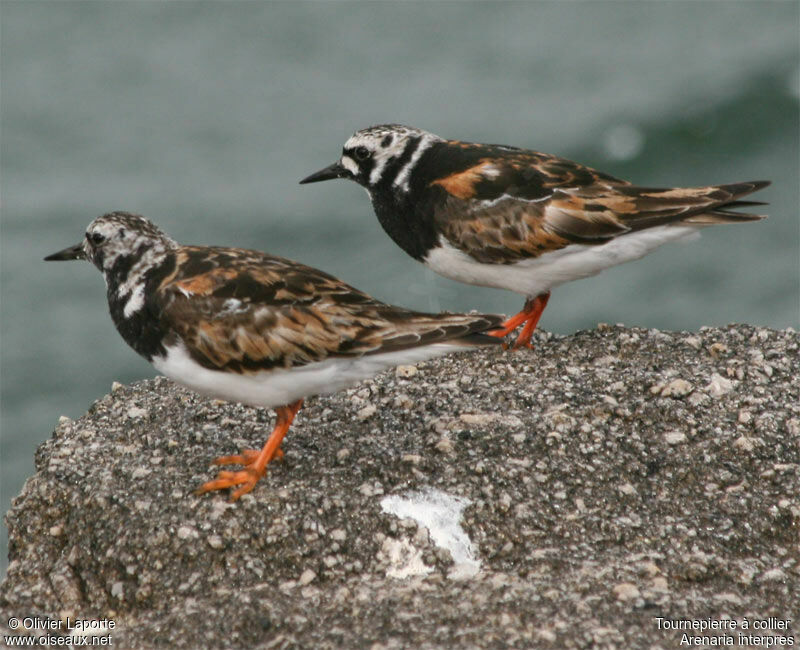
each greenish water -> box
[1,1,798,574]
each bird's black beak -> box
[44,242,86,261]
[299,161,348,184]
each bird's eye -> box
[354,146,371,161]
[88,232,106,246]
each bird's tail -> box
[614,180,771,231]
[373,311,506,354]
[681,180,770,224]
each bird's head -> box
[45,211,177,279]
[300,124,442,191]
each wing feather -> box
[157,246,501,373]
[429,148,769,264]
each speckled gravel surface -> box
[1,325,798,649]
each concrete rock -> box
[1,325,799,648]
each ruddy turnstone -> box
[301,124,770,348]
[45,212,504,500]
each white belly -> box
[152,341,473,409]
[424,226,700,298]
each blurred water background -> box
[1,1,798,573]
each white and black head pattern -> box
[82,211,177,277]
[341,124,441,190]
[83,213,178,322]
[301,124,443,193]
[46,211,180,359]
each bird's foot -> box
[490,291,551,350]
[195,400,303,502]
[195,446,285,501]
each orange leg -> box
[195,399,303,501]
[212,447,284,465]
[512,291,550,349]
[488,291,551,350]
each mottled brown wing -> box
[157,246,501,373]
[429,149,632,264]
[430,149,768,264]
[428,144,629,203]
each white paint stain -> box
[381,537,431,579]
[381,487,480,578]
